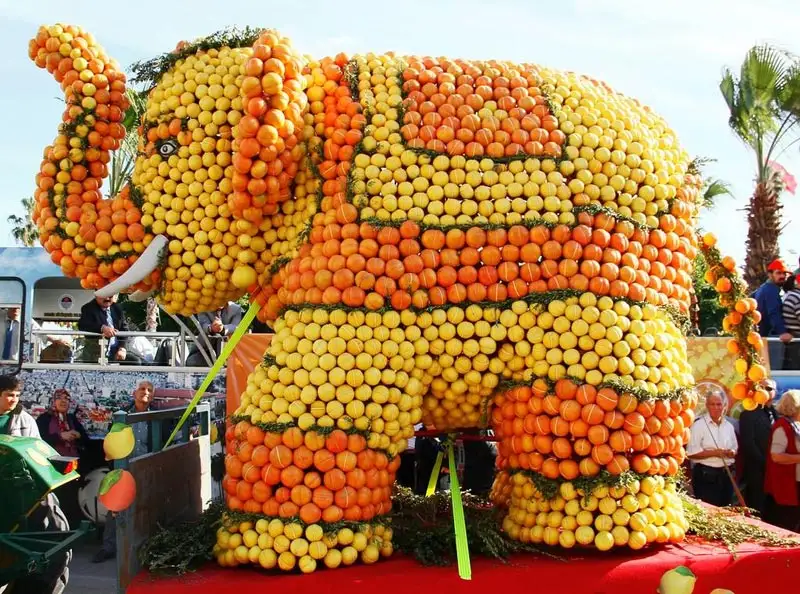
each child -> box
[0,374,39,437]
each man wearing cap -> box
[754,259,792,343]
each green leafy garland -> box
[358,202,670,234]
[228,413,372,439]
[130,27,265,89]
[497,375,690,404]
[138,500,227,574]
[681,496,798,552]
[506,467,675,500]
[274,287,689,332]
[691,252,727,334]
[138,490,799,574]
[390,487,560,565]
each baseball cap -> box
[767,259,789,272]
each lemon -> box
[341,546,358,566]
[242,530,258,548]
[594,531,615,551]
[362,544,381,564]
[277,551,296,571]
[324,548,342,569]
[559,530,577,549]
[258,548,277,569]
[233,545,249,564]
[298,555,316,574]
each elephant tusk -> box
[94,235,168,298]
[128,289,157,302]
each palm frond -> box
[108,139,138,198]
[122,88,148,132]
[7,197,39,247]
[688,156,716,176]
[106,89,148,198]
[741,45,789,110]
[721,44,800,183]
[777,62,800,115]
[719,70,747,139]
[719,70,737,114]
[701,179,734,209]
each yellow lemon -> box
[594,531,615,551]
[277,551,296,571]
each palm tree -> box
[7,196,39,246]
[109,88,147,198]
[12,89,146,249]
[720,44,800,289]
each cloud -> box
[0,247,60,279]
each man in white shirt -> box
[687,391,738,507]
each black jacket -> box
[78,300,128,356]
[36,411,90,454]
[739,406,777,472]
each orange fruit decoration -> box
[29,24,765,562]
[27,24,159,294]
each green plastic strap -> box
[447,443,471,581]
[426,450,444,496]
[163,300,260,448]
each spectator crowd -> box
[687,378,800,533]
[754,258,800,369]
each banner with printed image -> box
[687,336,771,418]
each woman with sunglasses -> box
[739,379,778,516]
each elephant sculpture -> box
[30,23,753,571]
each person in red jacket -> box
[764,389,800,531]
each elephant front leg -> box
[217,306,423,571]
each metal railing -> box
[110,402,211,465]
[25,328,229,370]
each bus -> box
[0,246,230,524]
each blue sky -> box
[1,0,799,266]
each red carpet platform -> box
[128,532,800,594]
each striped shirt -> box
[782,289,800,337]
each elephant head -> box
[29,24,314,316]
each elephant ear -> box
[230,30,308,225]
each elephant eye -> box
[157,139,179,157]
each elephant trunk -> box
[28,24,160,293]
